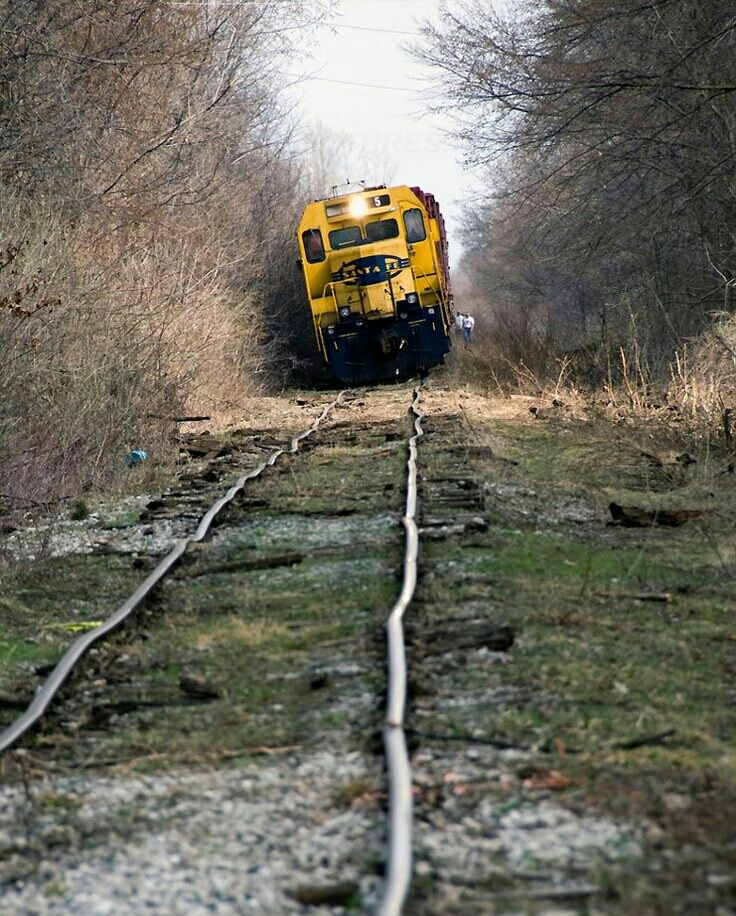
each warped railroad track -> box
[0,393,347,757]
[4,379,730,915]
[0,385,425,915]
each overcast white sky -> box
[287,0,481,262]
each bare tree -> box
[418,0,736,376]
[0,0,323,504]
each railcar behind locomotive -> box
[297,185,453,384]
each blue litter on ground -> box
[125,449,148,466]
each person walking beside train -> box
[462,312,475,345]
[454,310,464,334]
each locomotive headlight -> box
[406,292,418,305]
[349,197,367,218]
[339,306,351,319]
[427,308,435,315]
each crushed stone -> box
[0,751,383,915]
[2,496,190,562]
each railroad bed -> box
[0,386,422,914]
[2,384,730,914]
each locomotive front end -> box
[297,185,452,384]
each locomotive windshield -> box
[329,219,400,250]
[329,226,362,249]
[365,219,399,242]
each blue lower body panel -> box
[321,308,450,385]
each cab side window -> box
[303,229,325,263]
[404,209,426,243]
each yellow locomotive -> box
[296,185,453,383]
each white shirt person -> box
[462,313,475,343]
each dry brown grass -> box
[443,310,562,394]
[443,314,588,416]
[195,616,289,650]
[668,315,736,425]
[448,300,736,423]
[0,189,269,510]
[591,318,736,471]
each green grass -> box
[0,553,143,713]
[101,510,141,529]
[0,632,60,666]
[424,491,736,778]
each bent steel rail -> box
[379,385,423,916]
[0,394,345,756]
